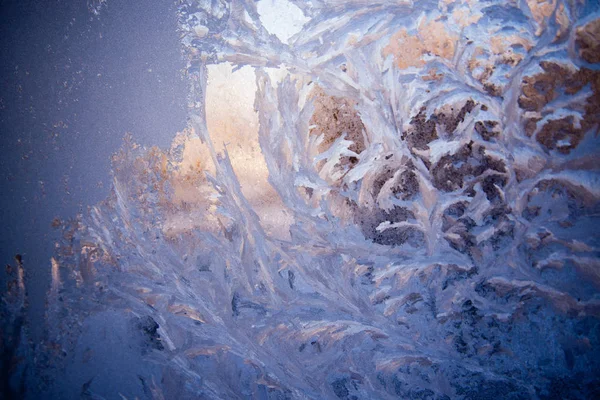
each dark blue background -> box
[0,0,187,337]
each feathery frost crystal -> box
[3,0,600,398]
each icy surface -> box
[3,0,600,399]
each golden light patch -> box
[383,28,426,69]
[451,7,482,28]
[383,19,458,69]
[526,0,557,36]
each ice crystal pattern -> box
[3,0,600,399]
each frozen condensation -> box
[3,0,600,399]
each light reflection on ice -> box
[256,0,309,44]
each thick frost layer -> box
[3,0,600,399]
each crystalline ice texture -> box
[4,1,600,399]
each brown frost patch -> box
[402,99,480,151]
[576,17,600,64]
[431,141,507,197]
[519,61,600,154]
[309,86,366,158]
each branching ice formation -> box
[2,0,600,398]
